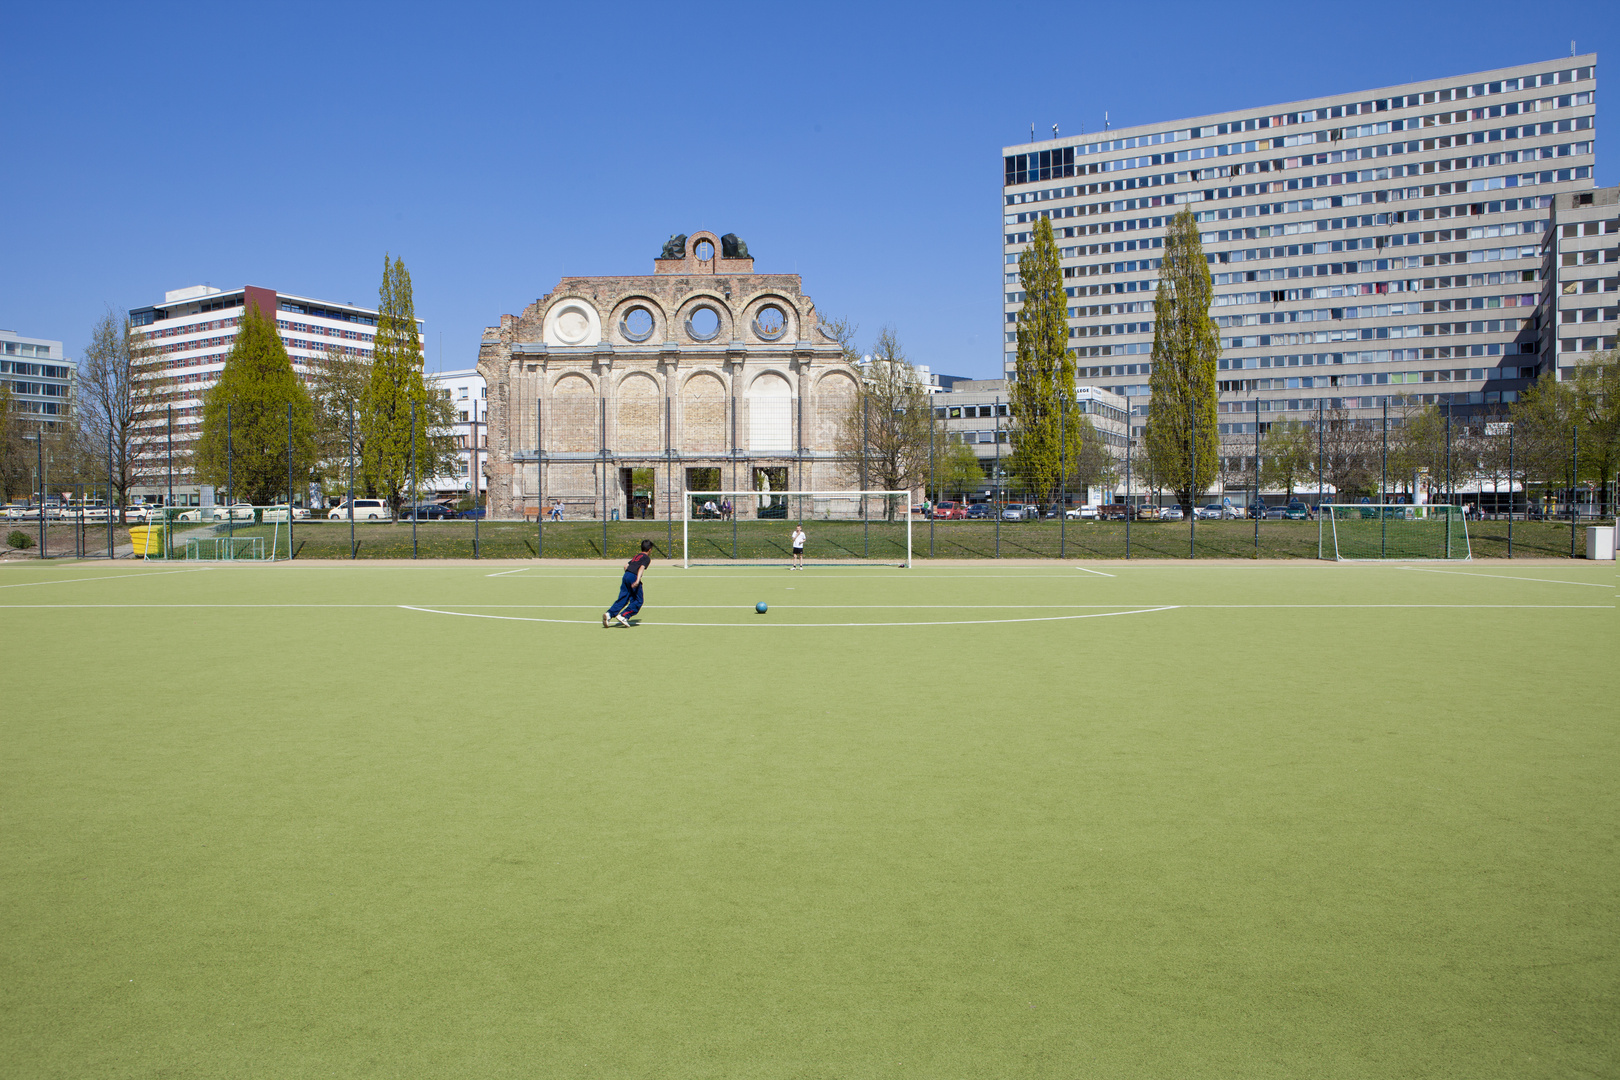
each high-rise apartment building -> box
[1001,56,1598,459]
[0,330,73,431]
[1540,185,1618,375]
[129,284,421,492]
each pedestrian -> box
[790,523,806,570]
[603,539,653,628]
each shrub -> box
[7,529,35,550]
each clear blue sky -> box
[2,0,1614,379]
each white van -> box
[328,499,390,520]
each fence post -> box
[287,403,294,560]
[1059,395,1067,559]
[544,401,550,563]
[106,425,114,559]
[411,400,418,560]
[1571,425,1578,559]
[1507,423,1514,559]
[347,407,356,559]
[227,404,233,546]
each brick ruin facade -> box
[477,231,860,520]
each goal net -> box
[682,490,912,568]
[1319,504,1470,561]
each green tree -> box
[1008,216,1080,503]
[310,344,371,494]
[834,327,934,518]
[937,440,986,500]
[1260,419,1314,497]
[1511,353,1620,513]
[0,380,24,501]
[193,299,317,505]
[361,255,453,511]
[77,311,171,520]
[1145,208,1220,514]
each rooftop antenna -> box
[1570,40,1576,56]
[1105,111,1110,131]
[1030,122,1035,143]
[1052,123,1060,139]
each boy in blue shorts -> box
[603,540,653,627]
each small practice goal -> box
[1318,504,1470,561]
[682,490,912,568]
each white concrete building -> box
[425,366,487,499]
[0,329,72,433]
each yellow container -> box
[128,525,166,558]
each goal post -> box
[1318,503,1470,561]
[681,490,912,568]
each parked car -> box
[1283,501,1310,520]
[399,502,455,520]
[261,505,312,522]
[176,504,255,523]
[1160,505,1185,522]
[328,499,390,520]
[1065,504,1097,520]
[458,507,487,520]
[1265,505,1288,520]
[930,501,967,520]
[965,503,993,520]
[1134,505,1162,522]
[1000,504,1034,521]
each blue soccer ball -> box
[756,602,768,614]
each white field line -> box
[483,567,531,578]
[397,604,1182,628]
[1397,566,1612,588]
[1073,567,1116,577]
[0,568,210,589]
[0,603,1607,611]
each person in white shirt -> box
[790,524,806,570]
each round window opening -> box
[621,307,655,342]
[556,308,590,344]
[694,239,715,261]
[686,306,721,341]
[753,305,787,340]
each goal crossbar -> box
[1318,503,1471,561]
[681,490,912,569]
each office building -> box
[0,330,72,431]
[1001,56,1598,462]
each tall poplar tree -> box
[361,255,453,510]
[193,299,317,504]
[1009,216,1081,502]
[1145,208,1220,513]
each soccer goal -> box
[682,490,912,568]
[1318,504,1470,561]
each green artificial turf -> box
[167,516,1591,561]
[1,560,1614,1077]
